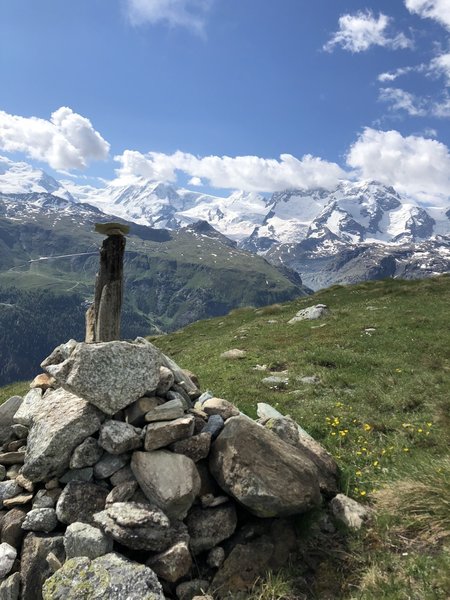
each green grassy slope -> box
[150,275,450,599]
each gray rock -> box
[109,465,135,487]
[261,375,289,388]
[20,533,65,600]
[42,338,162,415]
[13,389,42,427]
[131,450,200,519]
[0,572,20,600]
[0,543,16,579]
[93,452,129,480]
[220,349,247,360]
[64,521,113,559]
[32,489,57,509]
[207,546,225,568]
[0,465,5,481]
[59,467,93,484]
[93,502,174,551]
[209,416,321,517]
[202,398,240,421]
[22,508,58,533]
[70,437,103,469]
[155,366,175,396]
[56,481,108,525]
[42,553,164,600]
[170,432,211,462]
[0,482,22,509]
[186,504,237,554]
[258,406,339,495]
[124,397,162,427]
[297,375,321,384]
[166,389,191,407]
[144,416,195,451]
[147,540,192,583]
[201,415,224,440]
[144,398,185,422]
[176,580,210,600]
[0,397,23,427]
[196,391,214,405]
[288,304,329,323]
[20,388,104,482]
[257,402,314,441]
[330,494,371,529]
[98,420,142,454]
[41,339,77,367]
[105,480,138,505]
[160,353,200,399]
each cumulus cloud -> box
[113,149,346,192]
[405,0,450,30]
[0,107,110,171]
[379,87,427,115]
[124,0,212,33]
[347,127,450,203]
[324,10,412,53]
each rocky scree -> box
[0,336,368,599]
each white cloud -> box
[113,149,346,192]
[405,0,450,30]
[124,0,212,33]
[378,65,418,82]
[379,87,427,115]
[347,127,450,203]
[0,107,110,171]
[429,52,450,84]
[324,10,412,53]
[188,176,203,186]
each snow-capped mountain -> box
[0,155,448,288]
[244,181,449,251]
[0,156,75,202]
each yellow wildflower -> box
[363,423,372,431]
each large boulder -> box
[41,338,162,415]
[42,553,164,600]
[209,416,321,517]
[131,451,200,519]
[20,389,104,482]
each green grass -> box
[150,274,450,599]
[0,380,30,404]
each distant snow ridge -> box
[0,155,448,250]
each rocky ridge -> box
[0,336,368,599]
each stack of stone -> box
[0,337,341,600]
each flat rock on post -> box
[20,388,104,483]
[41,338,162,415]
[209,416,321,517]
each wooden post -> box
[85,222,129,343]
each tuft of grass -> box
[374,457,450,545]
[248,570,298,600]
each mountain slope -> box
[0,191,310,384]
[150,274,450,599]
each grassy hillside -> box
[150,275,450,599]
[2,275,448,598]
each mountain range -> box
[1,154,449,291]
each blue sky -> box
[1,0,450,203]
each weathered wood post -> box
[85,222,130,342]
